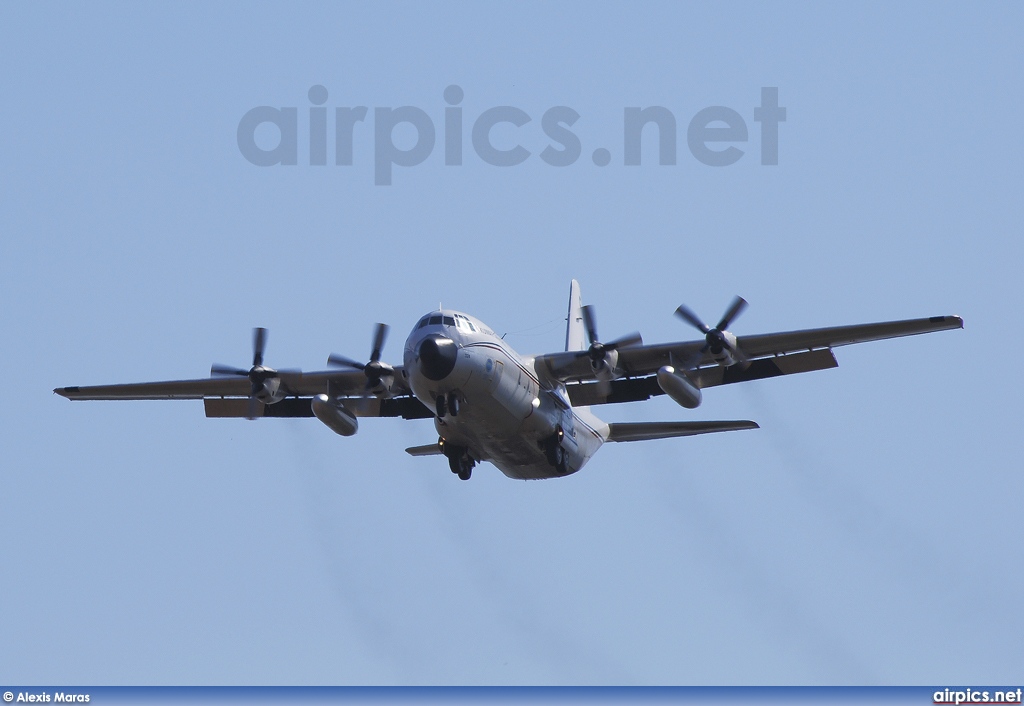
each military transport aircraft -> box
[55,281,962,481]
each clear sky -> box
[1,2,1021,686]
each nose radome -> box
[417,334,458,381]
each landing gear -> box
[554,445,567,474]
[435,392,460,418]
[444,443,475,481]
[543,427,569,475]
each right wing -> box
[54,367,434,419]
[54,368,383,401]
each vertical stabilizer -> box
[565,279,586,352]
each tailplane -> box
[606,420,759,442]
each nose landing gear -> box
[435,392,461,418]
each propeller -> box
[328,323,394,389]
[577,305,643,365]
[674,296,749,369]
[210,327,297,419]
[574,305,642,395]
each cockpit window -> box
[428,315,442,325]
[453,315,477,332]
[442,316,455,327]
[417,317,429,329]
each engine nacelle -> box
[591,349,620,385]
[656,366,702,409]
[253,376,287,405]
[311,394,359,436]
[367,375,394,398]
[708,330,740,367]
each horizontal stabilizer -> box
[406,443,444,456]
[606,420,758,443]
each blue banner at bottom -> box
[0,686,1021,706]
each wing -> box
[55,367,433,420]
[53,368,406,401]
[55,376,258,401]
[53,366,433,418]
[535,315,963,400]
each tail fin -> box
[565,279,586,352]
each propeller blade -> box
[211,364,249,377]
[581,305,599,346]
[246,386,260,421]
[606,331,643,350]
[252,327,267,367]
[675,305,711,334]
[716,296,748,331]
[369,323,389,363]
[327,353,365,371]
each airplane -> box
[54,281,963,481]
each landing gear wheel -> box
[554,445,567,475]
[445,444,474,480]
[543,439,556,465]
[543,427,566,469]
[435,395,447,418]
[447,392,460,416]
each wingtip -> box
[931,315,964,329]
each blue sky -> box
[1,2,1021,686]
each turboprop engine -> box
[674,296,749,368]
[210,327,295,419]
[577,305,642,385]
[311,394,359,436]
[656,366,702,409]
[327,323,396,396]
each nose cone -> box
[417,334,458,381]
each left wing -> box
[536,315,963,395]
